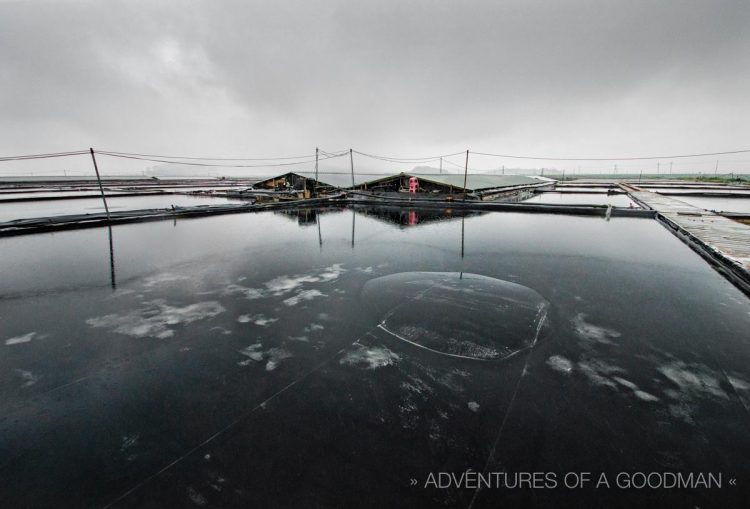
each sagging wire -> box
[353,150,465,163]
[0,150,89,162]
[96,151,348,168]
[470,148,750,161]
[97,150,321,162]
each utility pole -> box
[657,162,660,176]
[669,161,673,175]
[462,150,469,201]
[439,157,443,174]
[314,147,319,197]
[502,165,505,175]
[715,160,719,176]
[89,148,110,221]
[349,149,355,188]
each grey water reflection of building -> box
[273,208,323,226]
[352,205,483,228]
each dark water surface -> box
[1,207,749,508]
[0,194,246,222]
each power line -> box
[96,151,347,168]
[0,150,88,162]
[96,150,325,162]
[470,148,750,161]
[353,150,465,163]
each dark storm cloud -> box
[1,0,749,174]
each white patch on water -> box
[612,377,660,402]
[727,375,750,391]
[253,315,278,327]
[211,326,232,335]
[5,332,42,345]
[577,359,625,389]
[546,355,573,374]
[467,401,480,412]
[222,283,264,300]
[237,344,292,370]
[283,289,325,306]
[143,273,190,288]
[317,313,329,321]
[237,343,263,365]
[305,323,324,332]
[401,376,433,395]
[634,390,660,402]
[613,376,638,390]
[655,361,731,423]
[86,300,225,339]
[317,264,346,282]
[265,347,292,371]
[265,274,320,295]
[186,487,207,506]
[237,314,277,327]
[262,264,346,296]
[572,313,621,345]
[15,369,38,387]
[288,335,309,342]
[340,344,400,369]
[658,361,727,400]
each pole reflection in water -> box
[317,212,323,251]
[107,225,116,289]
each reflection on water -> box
[0,194,247,222]
[0,207,749,507]
[353,205,483,227]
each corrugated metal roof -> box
[411,173,543,190]
[297,171,373,188]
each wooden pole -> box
[349,149,355,188]
[439,157,443,174]
[462,150,469,201]
[89,148,110,221]
[314,147,319,197]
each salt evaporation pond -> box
[1,207,749,508]
[522,192,637,207]
[665,195,750,214]
[0,194,248,222]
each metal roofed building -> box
[349,172,554,200]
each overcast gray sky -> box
[1,0,749,175]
